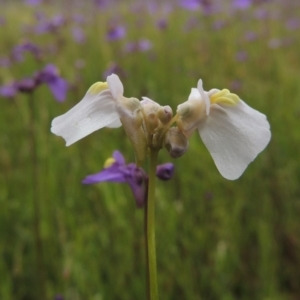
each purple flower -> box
[124,39,153,53]
[156,163,175,181]
[179,0,201,10]
[72,27,86,44]
[0,84,17,98]
[0,56,11,68]
[35,64,68,102]
[232,0,252,10]
[106,25,126,41]
[235,50,248,62]
[16,78,37,93]
[156,19,168,30]
[102,62,125,79]
[35,14,65,34]
[286,18,300,31]
[12,41,41,62]
[82,151,174,208]
[24,0,42,5]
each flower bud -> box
[165,127,189,158]
[157,105,173,124]
[156,163,174,180]
[147,112,159,133]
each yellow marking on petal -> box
[210,89,240,106]
[87,82,109,95]
[104,157,116,168]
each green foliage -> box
[0,1,300,299]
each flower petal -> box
[188,88,200,101]
[124,164,148,208]
[197,79,210,115]
[82,164,126,184]
[156,163,175,180]
[198,100,271,180]
[51,89,120,146]
[107,74,124,99]
[46,77,68,102]
[112,150,126,165]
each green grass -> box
[1,1,300,299]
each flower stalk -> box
[146,148,159,300]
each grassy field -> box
[1,1,300,299]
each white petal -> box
[51,90,120,146]
[106,118,122,128]
[188,88,200,100]
[198,100,271,180]
[197,79,210,115]
[107,74,124,99]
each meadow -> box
[1,0,300,299]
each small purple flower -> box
[82,151,174,208]
[156,19,168,30]
[35,64,68,102]
[232,0,252,10]
[24,0,42,5]
[0,84,17,98]
[12,41,41,62]
[106,25,126,41]
[124,39,153,53]
[235,50,248,62]
[102,62,125,79]
[16,78,37,93]
[72,27,86,44]
[0,56,11,68]
[286,18,300,31]
[179,0,201,10]
[35,14,65,34]
[156,163,175,181]
[244,31,257,42]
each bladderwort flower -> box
[51,74,270,179]
[82,150,174,208]
[51,73,270,300]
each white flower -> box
[176,79,271,180]
[51,74,123,146]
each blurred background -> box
[1,0,300,299]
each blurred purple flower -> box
[106,25,126,41]
[36,64,68,102]
[244,31,257,42]
[212,20,226,30]
[35,14,65,34]
[286,18,300,31]
[0,84,17,98]
[24,0,42,5]
[95,0,108,9]
[102,62,125,79]
[124,39,153,53]
[72,14,86,24]
[232,0,252,10]
[268,38,281,49]
[12,41,41,62]
[0,16,6,26]
[235,50,248,62]
[157,19,168,30]
[0,56,11,68]
[82,151,174,208]
[72,27,86,44]
[179,0,201,10]
[16,78,37,93]
[156,163,175,180]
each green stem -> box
[146,149,159,300]
[28,94,47,300]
